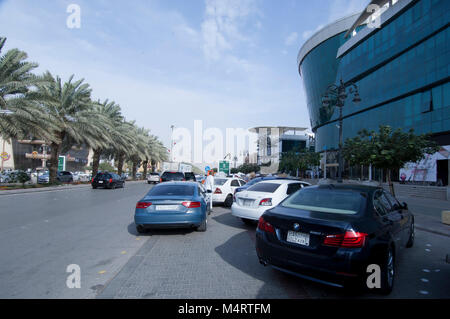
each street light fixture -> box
[321,78,361,183]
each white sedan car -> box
[231,179,310,225]
[212,177,246,207]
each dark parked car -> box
[184,172,196,182]
[256,184,414,294]
[160,171,185,182]
[91,172,125,189]
[38,171,73,184]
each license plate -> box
[286,231,310,246]
[242,199,253,206]
[155,205,179,211]
[98,181,103,183]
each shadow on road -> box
[127,222,195,237]
[212,211,366,299]
[212,208,257,231]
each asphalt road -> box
[0,182,449,298]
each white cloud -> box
[302,24,324,40]
[201,0,258,62]
[328,0,368,23]
[284,32,298,46]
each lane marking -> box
[419,290,429,295]
[121,251,127,255]
[422,269,430,272]
[420,278,429,283]
[98,270,106,274]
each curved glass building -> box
[298,0,450,182]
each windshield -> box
[281,188,365,215]
[214,178,227,185]
[147,185,195,196]
[247,183,281,193]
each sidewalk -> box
[0,180,145,196]
[397,195,450,237]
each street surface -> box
[0,182,449,298]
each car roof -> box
[313,183,382,194]
[256,179,306,185]
[155,181,197,187]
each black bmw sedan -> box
[256,184,414,294]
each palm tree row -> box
[0,37,167,183]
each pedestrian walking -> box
[204,170,215,212]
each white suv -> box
[147,172,160,184]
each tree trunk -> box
[387,168,395,196]
[117,153,124,176]
[142,159,148,179]
[132,161,138,180]
[49,142,61,184]
[92,149,101,177]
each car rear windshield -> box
[247,183,281,193]
[214,178,227,185]
[281,188,364,215]
[95,173,111,179]
[147,185,195,196]
[162,172,184,179]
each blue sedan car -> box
[134,182,211,233]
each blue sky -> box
[0,0,367,147]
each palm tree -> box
[0,37,52,141]
[90,99,124,177]
[27,72,109,183]
[127,125,151,180]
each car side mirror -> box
[206,190,212,193]
[401,202,408,210]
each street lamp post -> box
[321,79,361,183]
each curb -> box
[415,224,450,238]
[0,180,147,196]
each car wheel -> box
[241,218,255,226]
[111,183,116,190]
[406,222,414,248]
[379,247,395,295]
[92,186,97,189]
[224,195,233,207]
[147,181,151,184]
[136,225,146,234]
[196,218,207,232]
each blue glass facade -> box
[299,0,450,152]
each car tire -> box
[136,225,146,234]
[92,185,97,189]
[379,247,395,295]
[224,195,233,207]
[111,183,116,190]
[406,222,414,248]
[241,218,255,226]
[196,218,207,232]
[147,181,151,184]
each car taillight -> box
[214,188,222,194]
[323,230,367,248]
[259,198,272,206]
[160,178,162,182]
[182,201,201,208]
[136,202,152,209]
[257,216,275,234]
[91,178,94,183]
[109,178,112,183]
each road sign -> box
[58,156,66,171]
[219,161,230,174]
